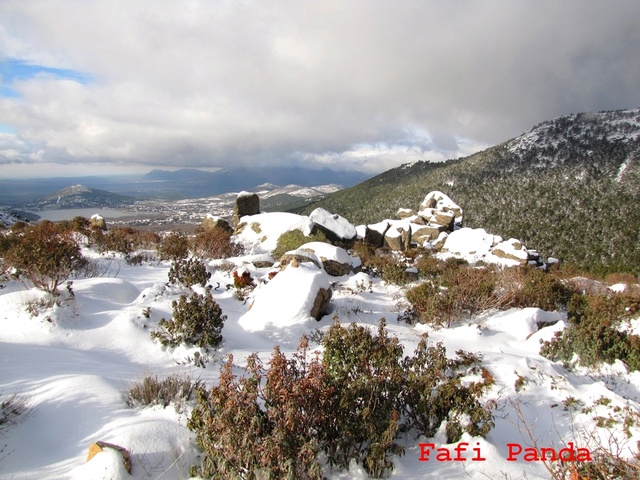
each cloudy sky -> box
[1,0,639,178]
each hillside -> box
[21,184,135,211]
[301,108,640,275]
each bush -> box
[190,226,241,260]
[93,226,156,255]
[158,230,189,261]
[3,221,86,299]
[168,258,211,288]
[188,320,494,478]
[151,287,225,349]
[540,291,640,371]
[125,374,203,413]
[272,229,328,260]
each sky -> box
[0,0,639,178]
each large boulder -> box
[90,214,107,230]
[288,242,362,277]
[238,262,331,331]
[233,192,260,227]
[364,221,391,248]
[309,208,357,248]
[202,214,233,233]
[384,222,412,251]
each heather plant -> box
[190,225,241,260]
[158,230,189,261]
[125,374,203,413]
[93,226,156,256]
[3,221,86,301]
[168,258,211,288]
[188,320,494,479]
[540,290,640,371]
[151,287,225,349]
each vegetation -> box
[271,228,328,260]
[541,288,640,371]
[168,258,211,288]
[2,221,86,300]
[190,225,241,260]
[151,287,226,349]
[187,320,494,479]
[300,109,640,276]
[125,374,203,413]
[158,230,190,261]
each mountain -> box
[21,184,135,211]
[300,108,640,275]
[0,167,370,205]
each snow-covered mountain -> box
[304,108,640,275]
[20,184,135,211]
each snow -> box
[234,212,313,254]
[238,262,330,332]
[294,241,362,271]
[1,212,639,479]
[309,207,357,240]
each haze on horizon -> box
[1,1,639,179]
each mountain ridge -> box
[299,108,640,275]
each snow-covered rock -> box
[309,208,357,246]
[238,262,331,331]
[234,212,313,255]
[291,241,361,276]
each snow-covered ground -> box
[1,213,639,479]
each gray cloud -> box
[0,0,638,177]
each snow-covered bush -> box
[168,258,211,288]
[151,287,225,349]
[188,320,494,479]
[541,290,640,370]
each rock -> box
[567,277,609,295]
[418,191,463,228]
[291,242,361,277]
[90,214,107,230]
[411,224,446,245]
[87,441,131,474]
[310,287,332,321]
[202,214,233,233]
[309,208,357,248]
[396,208,417,220]
[280,252,323,270]
[364,221,390,248]
[233,192,260,226]
[238,263,331,331]
[491,238,529,265]
[432,232,449,251]
[384,223,412,251]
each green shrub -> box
[168,258,211,288]
[125,374,203,413]
[158,230,189,261]
[515,267,572,311]
[540,291,640,371]
[93,226,159,255]
[151,287,225,349]
[188,320,494,479]
[4,221,86,299]
[272,229,328,260]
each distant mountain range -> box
[301,108,640,275]
[0,166,369,205]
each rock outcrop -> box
[309,207,357,248]
[202,214,233,233]
[233,192,260,227]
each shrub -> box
[158,230,189,261]
[515,267,572,311]
[540,291,640,371]
[168,258,211,288]
[188,320,494,478]
[151,287,225,349]
[190,226,241,260]
[124,374,203,413]
[272,229,328,260]
[3,221,86,299]
[1,391,33,437]
[93,226,155,255]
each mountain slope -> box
[301,108,640,275]
[22,184,135,210]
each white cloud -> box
[0,0,639,177]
